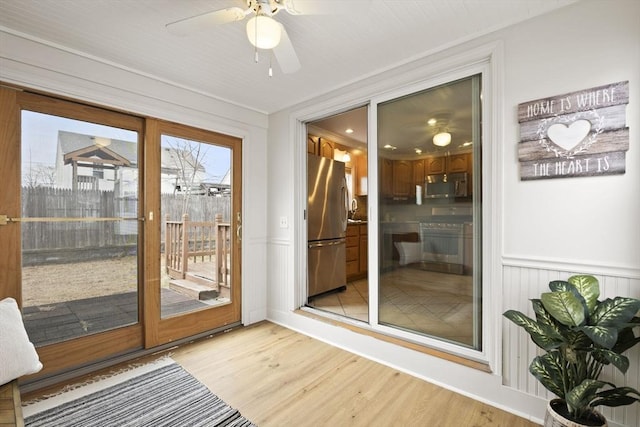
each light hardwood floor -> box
[24,321,537,426]
[172,322,535,426]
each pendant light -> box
[433,131,452,147]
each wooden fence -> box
[20,187,230,254]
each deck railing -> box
[165,213,230,288]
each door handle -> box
[0,214,144,225]
[236,211,242,241]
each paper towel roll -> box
[416,185,422,205]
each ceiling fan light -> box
[246,16,282,49]
[433,132,451,147]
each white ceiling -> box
[0,0,577,117]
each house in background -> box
[54,130,209,195]
[1,1,639,426]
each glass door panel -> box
[304,106,369,322]
[377,75,482,349]
[159,134,232,318]
[20,110,140,347]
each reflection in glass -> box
[159,135,232,318]
[377,75,482,349]
[20,111,139,346]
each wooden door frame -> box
[0,87,146,379]
[0,85,243,381]
[144,119,242,347]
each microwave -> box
[424,173,468,198]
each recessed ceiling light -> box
[383,144,397,150]
[414,148,422,154]
[427,118,437,126]
[462,141,473,147]
[345,128,354,134]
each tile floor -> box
[309,267,475,346]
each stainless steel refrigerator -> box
[307,154,348,297]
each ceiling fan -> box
[166,0,370,75]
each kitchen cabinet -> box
[359,227,368,273]
[392,160,412,197]
[380,158,393,198]
[447,153,470,173]
[413,159,425,195]
[319,138,335,159]
[425,156,446,174]
[425,153,471,174]
[307,135,335,159]
[307,135,319,155]
[346,223,367,281]
[354,153,367,196]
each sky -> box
[21,110,231,183]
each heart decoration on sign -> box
[536,110,604,159]
[547,119,591,151]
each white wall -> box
[0,29,269,326]
[266,1,640,425]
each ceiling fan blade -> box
[273,24,301,74]
[280,0,371,15]
[166,7,248,36]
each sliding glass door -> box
[2,91,146,375]
[0,87,243,378]
[20,110,141,347]
[300,72,484,355]
[376,74,482,349]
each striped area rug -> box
[23,358,256,427]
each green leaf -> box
[566,379,607,413]
[591,297,640,327]
[529,352,565,399]
[591,348,629,373]
[549,280,571,292]
[612,326,640,354]
[541,291,586,327]
[568,275,600,314]
[503,310,563,350]
[591,387,640,408]
[532,299,564,334]
[580,325,618,349]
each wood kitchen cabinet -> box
[413,159,425,194]
[359,227,368,273]
[307,135,335,159]
[354,153,367,196]
[392,160,412,197]
[425,153,471,174]
[380,158,393,198]
[319,138,335,159]
[346,223,367,281]
[425,156,446,174]
[447,153,470,173]
[307,135,319,155]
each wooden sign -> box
[518,81,629,180]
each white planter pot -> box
[544,399,607,427]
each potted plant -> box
[503,274,640,427]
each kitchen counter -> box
[347,219,367,224]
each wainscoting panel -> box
[502,264,640,427]
[267,239,292,315]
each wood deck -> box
[22,289,208,347]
